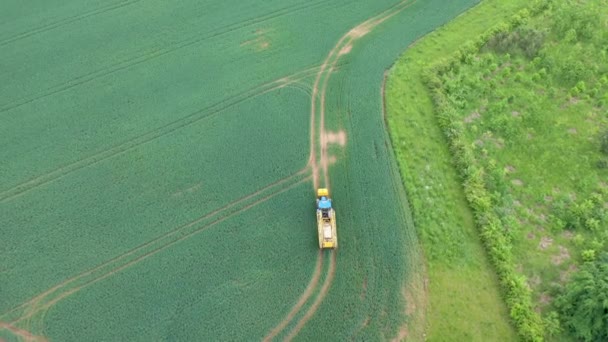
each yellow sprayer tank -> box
[316,188,337,249]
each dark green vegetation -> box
[386,0,535,340]
[0,0,479,341]
[415,0,608,340]
[555,252,608,342]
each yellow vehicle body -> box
[317,209,337,249]
[316,188,337,249]
[317,188,329,197]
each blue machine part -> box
[318,196,332,209]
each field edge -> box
[384,0,534,340]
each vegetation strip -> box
[422,3,554,341]
[386,0,545,340]
[419,0,608,340]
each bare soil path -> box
[284,252,337,341]
[262,252,324,342]
[0,322,47,342]
[265,1,419,340]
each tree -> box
[556,253,608,341]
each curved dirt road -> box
[263,1,418,340]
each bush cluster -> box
[421,3,552,341]
[485,27,546,58]
[555,253,608,342]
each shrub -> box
[420,4,556,340]
[543,311,563,338]
[556,253,608,341]
[600,129,608,155]
[485,26,546,58]
[581,249,596,262]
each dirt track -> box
[262,252,324,342]
[0,322,47,342]
[284,252,337,341]
[264,1,418,340]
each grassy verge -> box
[419,0,608,340]
[385,0,533,340]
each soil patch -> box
[323,130,347,147]
[538,236,553,250]
[511,179,524,186]
[551,245,570,265]
[464,111,480,123]
[339,44,352,55]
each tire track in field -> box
[276,1,417,340]
[16,175,311,325]
[262,31,345,340]
[284,252,336,342]
[3,170,311,326]
[262,251,324,342]
[0,322,47,342]
[313,0,417,189]
[0,0,142,47]
[1,169,307,316]
[0,66,321,203]
[0,0,334,114]
[264,2,416,338]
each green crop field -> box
[1,0,478,340]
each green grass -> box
[0,0,480,341]
[385,0,536,340]
[425,0,608,339]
